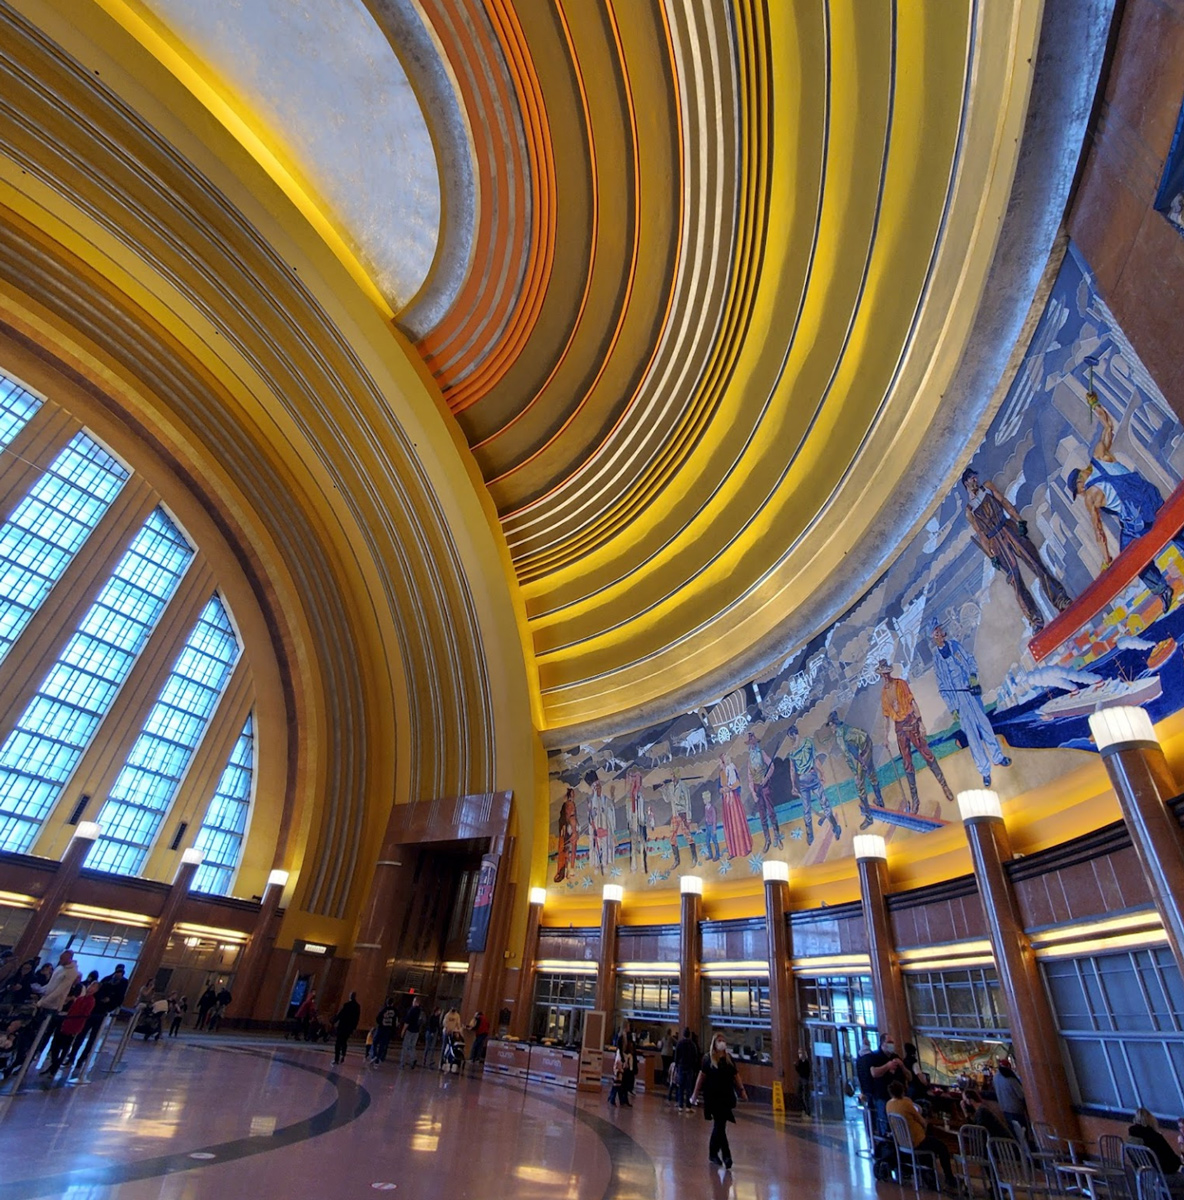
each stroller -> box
[135,1003,165,1041]
[441,1032,465,1075]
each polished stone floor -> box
[0,1036,940,1199]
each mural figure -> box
[745,730,783,851]
[826,711,885,831]
[931,624,1011,787]
[667,768,698,868]
[588,778,616,875]
[700,789,721,861]
[962,466,1072,630]
[554,786,580,882]
[1067,400,1184,614]
[785,725,840,845]
[877,659,955,812]
[717,752,753,859]
[625,767,648,873]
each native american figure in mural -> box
[930,624,1011,788]
[554,786,580,882]
[666,768,698,868]
[826,711,885,831]
[625,767,647,874]
[1067,399,1184,615]
[588,778,616,875]
[717,752,752,860]
[877,659,955,813]
[962,466,1072,631]
[745,730,782,852]
[785,725,840,845]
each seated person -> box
[1130,1107,1182,1176]
[908,1069,933,1106]
[887,1080,956,1193]
[962,1088,1016,1141]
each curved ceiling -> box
[106,0,1084,738]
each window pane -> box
[0,433,128,666]
[0,508,192,852]
[0,374,42,450]
[191,714,255,896]
[88,594,240,876]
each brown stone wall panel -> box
[925,902,956,945]
[1058,860,1104,921]
[1013,874,1054,929]
[1103,0,1184,150]
[1092,855,1126,914]
[890,908,918,949]
[1113,845,1156,908]
[838,915,869,955]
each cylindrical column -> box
[1090,708,1184,979]
[853,835,910,1044]
[597,885,622,1022]
[342,848,409,1015]
[959,790,1078,1141]
[229,869,288,1022]
[679,876,703,1039]
[4,822,102,976]
[127,849,203,998]
[763,860,799,1094]
[510,887,545,1039]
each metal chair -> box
[989,1135,1059,1200]
[1136,1165,1172,1200]
[888,1111,939,1195]
[1125,1145,1164,1200]
[1099,1136,1126,1172]
[956,1122,995,1198]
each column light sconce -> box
[680,875,703,895]
[73,821,102,842]
[528,887,547,905]
[1089,705,1158,751]
[267,869,290,888]
[853,834,887,860]
[180,848,204,866]
[762,860,790,883]
[957,790,1003,822]
[602,884,624,903]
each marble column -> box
[763,860,799,1094]
[229,869,288,1021]
[596,885,622,1024]
[958,790,1078,1140]
[4,821,102,976]
[127,849,202,998]
[510,888,546,1039]
[1089,707,1184,980]
[679,876,703,1039]
[853,835,910,1044]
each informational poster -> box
[466,852,499,953]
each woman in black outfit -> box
[1130,1106,1183,1176]
[689,1034,748,1169]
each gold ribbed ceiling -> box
[123,0,1046,735]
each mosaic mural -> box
[548,243,1184,894]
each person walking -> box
[795,1048,812,1117]
[993,1057,1029,1136]
[674,1027,700,1111]
[399,996,423,1068]
[31,950,81,1063]
[607,1042,634,1108]
[659,1028,676,1101]
[332,992,361,1065]
[167,993,187,1037]
[371,997,397,1065]
[207,984,232,1032]
[689,1033,748,1168]
[44,980,98,1076]
[195,984,217,1031]
[291,990,317,1041]
[441,1006,465,1073]
[468,1009,490,1072]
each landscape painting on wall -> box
[548,242,1184,895]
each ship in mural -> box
[548,242,1184,895]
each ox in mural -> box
[548,242,1184,895]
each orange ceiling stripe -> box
[437,0,557,412]
[485,0,674,491]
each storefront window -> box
[616,975,679,1048]
[904,967,1010,1087]
[533,971,596,1047]
[705,976,770,1063]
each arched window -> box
[191,713,255,896]
[88,594,241,876]
[0,506,193,853]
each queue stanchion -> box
[107,1005,144,1074]
[0,1009,53,1117]
[73,1012,115,1083]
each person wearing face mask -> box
[868,1036,912,1137]
[689,1034,748,1169]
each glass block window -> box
[88,594,240,876]
[0,432,129,665]
[1044,948,1184,1117]
[0,507,193,853]
[191,713,255,895]
[0,373,42,450]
